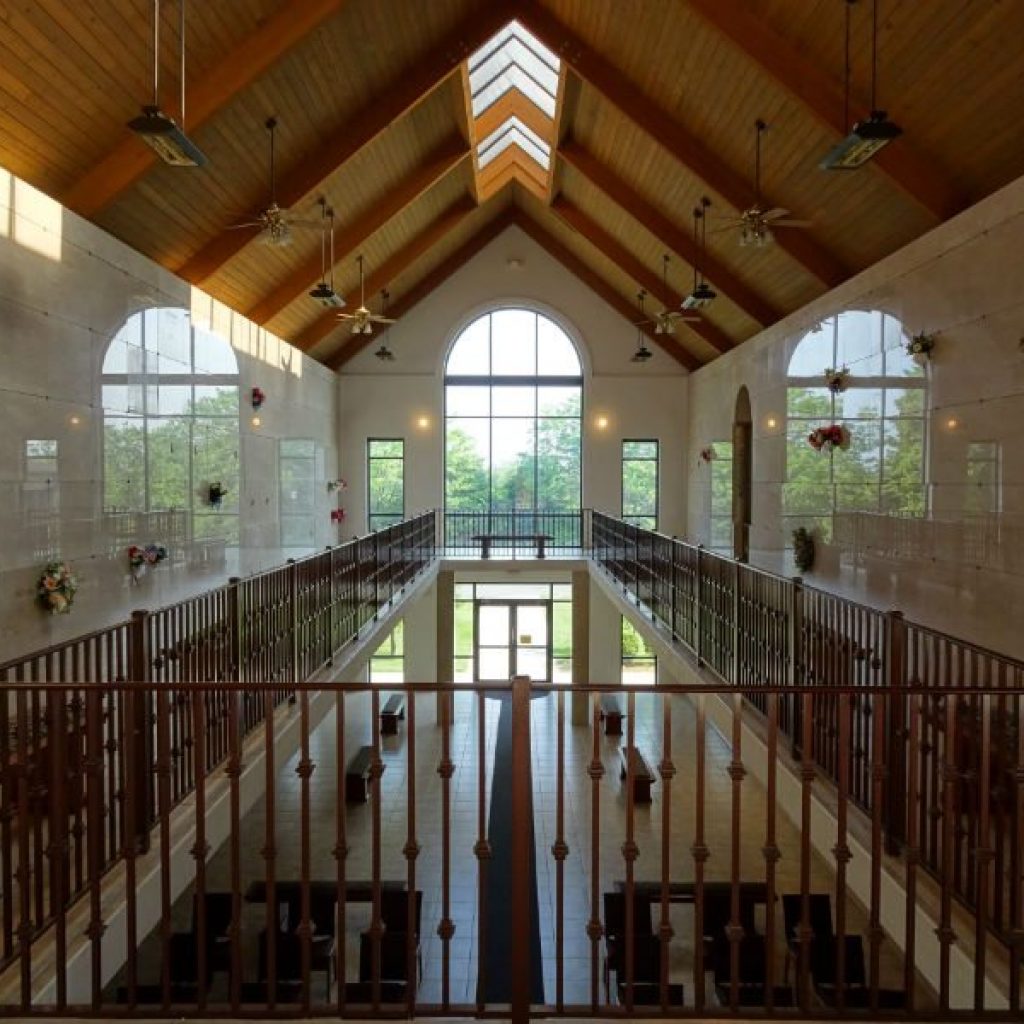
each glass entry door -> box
[474,601,551,683]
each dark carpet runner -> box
[478,694,545,1005]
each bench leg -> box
[537,538,546,558]
[605,713,623,737]
[634,779,652,804]
[481,538,491,558]
[381,713,397,736]
[345,776,369,803]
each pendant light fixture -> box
[309,199,345,308]
[631,290,653,363]
[821,0,902,170]
[128,0,207,167]
[683,197,717,309]
[374,291,396,361]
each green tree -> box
[445,426,488,511]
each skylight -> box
[467,21,560,194]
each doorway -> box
[475,601,551,683]
[733,386,753,562]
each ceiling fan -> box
[713,120,813,247]
[308,199,345,308]
[336,256,397,334]
[631,290,654,362]
[642,255,701,335]
[373,291,396,361]
[228,118,319,246]
[682,198,717,309]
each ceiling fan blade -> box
[370,315,397,325]
[773,218,814,228]
[227,220,264,230]
[762,208,792,221]
[707,223,742,236]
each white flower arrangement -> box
[824,366,850,393]
[906,332,935,364]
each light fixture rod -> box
[180,0,187,125]
[843,0,854,132]
[754,119,767,205]
[871,0,879,111]
[266,117,278,205]
[152,0,160,107]
[328,208,336,290]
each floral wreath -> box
[906,332,935,362]
[824,366,849,394]
[37,561,78,615]
[128,543,168,577]
[698,446,717,464]
[807,424,850,453]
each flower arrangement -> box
[906,332,935,364]
[793,527,815,573]
[326,478,348,493]
[330,508,346,523]
[127,543,167,578]
[807,424,850,453]
[208,482,228,507]
[824,366,850,393]
[698,446,717,464]
[250,386,266,409]
[37,561,78,615]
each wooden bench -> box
[345,745,384,803]
[600,694,625,736]
[471,533,553,559]
[380,694,406,736]
[618,745,655,804]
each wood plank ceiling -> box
[1,0,1022,371]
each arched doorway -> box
[733,386,753,562]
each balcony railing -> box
[441,509,589,558]
[0,511,436,968]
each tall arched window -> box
[784,310,927,538]
[444,308,582,513]
[102,307,240,549]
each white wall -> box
[686,174,1024,659]
[0,169,339,664]
[337,224,689,537]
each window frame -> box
[621,438,660,531]
[620,615,657,686]
[367,437,405,533]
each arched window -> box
[444,308,582,513]
[102,308,240,550]
[784,310,927,538]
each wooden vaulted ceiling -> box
[2,1,1023,371]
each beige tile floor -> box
[111,689,927,1011]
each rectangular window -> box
[280,439,317,548]
[368,438,404,532]
[621,616,656,686]
[369,621,404,684]
[709,440,733,552]
[965,441,1000,515]
[622,439,659,530]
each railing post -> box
[788,577,803,758]
[884,609,907,855]
[731,560,741,685]
[510,674,533,1024]
[695,545,704,667]
[326,548,336,662]
[127,609,153,853]
[228,576,243,682]
[287,559,299,691]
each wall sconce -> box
[250,415,262,428]
[946,416,959,431]
[68,414,82,427]
[595,415,609,430]
[416,415,430,430]
[765,415,778,431]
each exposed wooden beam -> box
[510,206,700,371]
[546,65,570,201]
[684,0,968,220]
[479,158,549,202]
[295,195,477,353]
[550,194,734,356]
[246,137,470,325]
[176,0,515,284]
[559,139,782,326]
[517,0,849,289]
[330,206,517,370]
[63,0,350,218]
[478,144,549,198]
[475,88,553,145]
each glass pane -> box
[835,388,882,419]
[149,307,191,373]
[447,316,490,376]
[788,319,835,376]
[537,317,581,376]
[478,647,511,681]
[515,646,547,682]
[455,600,474,657]
[883,418,924,482]
[478,605,510,646]
[537,386,580,416]
[147,385,192,416]
[622,440,657,459]
[446,418,489,510]
[491,309,537,375]
[192,324,238,375]
[836,310,883,374]
[103,417,146,510]
[787,386,833,419]
[369,457,403,515]
[492,386,536,417]
[552,583,572,601]
[537,417,580,511]
[516,605,548,646]
[832,420,880,482]
[884,388,925,417]
[475,583,552,600]
[490,417,535,509]
[193,417,239,511]
[454,656,474,683]
[552,657,572,684]
[552,601,572,658]
[446,385,490,417]
[369,439,403,458]
[623,459,657,517]
[146,417,190,508]
[622,658,656,686]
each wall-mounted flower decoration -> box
[37,561,78,615]
[326,478,348,493]
[906,332,935,365]
[824,366,850,393]
[250,386,266,409]
[698,446,717,465]
[127,543,168,581]
[330,508,346,523]
[792,527,815,573]
[807,424,850,453]
[208,482,228,507]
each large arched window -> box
[784,310,927,538]
[444,308,582,513]
[102,308,240,549]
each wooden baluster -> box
[974,692,993,1010]
[658,694,674,1011]
[475,690,489,1012]
[904,691,921,1011]
[369,688,382,1012]
[510,676,532,1024]
[335,691,348,1015]
[122,684,139,1008]
[796,691,814,1011]
[727,692,744,1011]
[834,691,852,1010]
[84,687,104,1011]
[623,690,637,1013]
[192,685,209,1011]
[437,688,454,1011]
[554,688,568,1011]
[587,700,603,1011]
[938,693,958,1009]
[763,693,779,1010]
[693,692,708,1010]
[48,685,69,1008]
[263,685,278,1007]
[404,689,419,1018]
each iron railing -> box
[0,679,1019,1018]
[0,512,436,967]
[441,509,589,558]
[591,511,1024,952]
